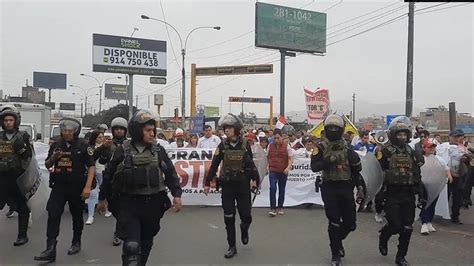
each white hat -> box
[258,132,266,138]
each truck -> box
[0,102,51,143]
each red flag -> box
[276,115,286,129]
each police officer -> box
[0,106,33,246]
[97,110,182,265]
[377,120,425,266]
[311,114,365,266]
[34,117,96,262]
[97,117,128,246]
[204,113,260,259]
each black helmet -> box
[128,109,158,142]
[59,116,82,139]
[218,113,244,133]
[388,118,411,144]
[323,114,345,141]
[0,105,21,130]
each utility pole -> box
[405,2,415,117]
[136,95,139,109]
[352,93,356,124]
[80,103,83,118]
[99,89,102,113]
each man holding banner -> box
[0,106,33,247]
[204,113,260,259]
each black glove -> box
[356,185,366,205]
[315,176,322,193]
[416,183,428,209]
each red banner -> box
[304,87,330,125]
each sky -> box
[0,0,473,119]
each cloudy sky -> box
[1,0,472,119]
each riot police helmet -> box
[59,116,82,139]
[111,117,128,138]
[218,113,244,133]
[96,123,109,132]
[388,121,411,145]
[0,105,21,130]
[323,114,345,141]
[281,124,296,136]
[128,109,158,142]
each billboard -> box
[93,33,167,76]
[228,97,271,103]
[154,94,163,105]
[104,83,127,100]
[255,2,327,54]
[59,103,76,111]
[204,106,219,117]
[33,72,67,89]
[304,87,330,125]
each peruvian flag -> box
[275,115,286,129]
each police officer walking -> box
[204,113,260,259]
[311,114,365,266]
[0,106,33,246]
[34,117,96,262]
[97,110,182,265]
[97,117,128,246]
[377,120,425,266]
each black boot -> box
[34,239,57,262]
[122,254,141,266]
[67,241,81,255]
[396,226,412,263]
[331,254,342,266]
[224,246,237,259]
[240,223,250,245]
[379,227,390,256]
[338,245,345,258]
[14,211,29,246]
[141,240,153,265]
[113,233,122,246]
[395,256,409,266]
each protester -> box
[197,125,221,149]
[156,128,170,149]
[419,139,452,235]
[259,136,269,152]
[446,129,467,224]
[169,128,188,148]
[294,136,314,159]
[85,130,105,225]
[353,131,376,153]
[267,128,294,217]
[187,133,199,148]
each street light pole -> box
[99,89,102,113]
[141,15,220,128]
[241,89,246,118]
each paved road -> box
[1,202,473,265]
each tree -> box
[83,104,136,128]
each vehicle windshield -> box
[51,126,60,137]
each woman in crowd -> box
[187,134,199,148]
[85,130,106,225]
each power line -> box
[322,0,343,13]
[187,45,253,60]
[186,31,254,54]
[160,0,181,69]
[416,2,472,15]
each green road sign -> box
[255,2,327,54]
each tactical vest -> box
[0,132,22,172]
[384,145,417,185]
[321,140,352,182]
[221,139,247,182]
[115,141,166,195]
[268,143,289,173]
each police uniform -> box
[97,117,128,246]
[377,121,425,266]
[0,106,33,246]
[311,115,364,266]
[34,117,95,262]
[102,110,182,265]
[206,113,260,259]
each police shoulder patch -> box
[376,150,383,160]
[312,147,319,156]
[214,147,220,156]
[87,146,94,156]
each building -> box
[22,86,45,104]
[419,105,474,130]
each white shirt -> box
[169,141,188,149]
[197,135,221,149]
[293,148,313,159]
